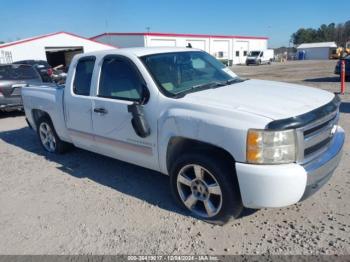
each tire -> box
[257,59,261,65]
[37,116,71,154]
[169,151,243,225]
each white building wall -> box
[297,47,330,60]
[93,34,268,64]
[0,33,114,63]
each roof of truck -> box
[79,47,200,58]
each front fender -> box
[157,107,269,174]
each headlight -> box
[246,129,296,164]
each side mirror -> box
[127,103,151,138]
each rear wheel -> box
[37,116,70,154]
[170,152,243,224]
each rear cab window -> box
[73,57,96,96]
[0,65,41,80]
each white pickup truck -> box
[22,47,344,224]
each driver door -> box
[91,55,158,170]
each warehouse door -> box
[212,40,230,59]
[45,46,84,68]
[185,40,206,51]
[149,39,176,47]
[235,41,249,64]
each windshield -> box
[248,51,261,57]
[0,65,41,80]
[141,51,238,97]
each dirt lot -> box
[0,60,349,255]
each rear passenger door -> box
[91,55,157,170]
[65,56,96,150]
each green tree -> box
[291,20,350,46]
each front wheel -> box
[170,152,243,224]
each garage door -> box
[235,41,249,64]
[185,40,206,50]
[212,40,229,59]
[149,39,176,47]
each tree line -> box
[291,20,350,47]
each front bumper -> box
[235,126,344,209]
[0,103,23,111]
[246,59,257,65]
[0,97,23,111]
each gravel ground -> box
[0,60,349,255]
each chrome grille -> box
[297,111,339,164]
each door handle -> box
[93,107,108,114]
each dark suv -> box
[13,60,53,82]
[0,64,43,111]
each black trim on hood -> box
[266,94,341,130]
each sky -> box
[1,0,349,48]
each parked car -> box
[22,48,344,224]
[13,60,53,82]
[334,55,350,81]
[0,64,43,111]
[246,49,274,65]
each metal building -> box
[297,42,337,60]
[91,32,268,65]
[0,32,115,67]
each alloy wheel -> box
[39,122,56,152]
[176,164,223,218]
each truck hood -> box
[182,79,335,120]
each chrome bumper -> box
[301,126,345,200]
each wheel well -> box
[166,137,235,173]
[32,109,50,128]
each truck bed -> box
[21,84,72,143]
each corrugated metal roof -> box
[297,42,337,49]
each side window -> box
[260,52,264,57]
[98,56,143,101]
[236,51,239,57]
[73,57,95,96]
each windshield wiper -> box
[173,81,219,97]
[201,78,242,88]
[172,78,244,98]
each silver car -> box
[0,64,43,111]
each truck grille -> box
[299,111,338,163]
